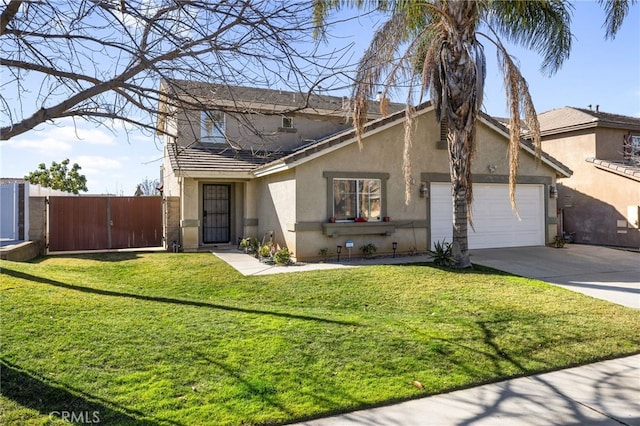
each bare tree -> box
[0,0,348,141]
[136,177,160,196]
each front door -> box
[203,184,230,244]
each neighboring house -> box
[534,106,640,249]
[158,80,571,260]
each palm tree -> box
[598,0,637,39]
[315,0,575,267]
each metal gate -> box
[202,184,230,243]
[48,196,162,252]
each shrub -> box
[360,243,377,257]
[432,240,454,267]
[274,247,292,265]
[260,244,272,258]
[319,248,329,260]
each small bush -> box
[319,248,329,260]
[432,240,454,267]
[260,244,272,258]
[240,237,260,255]
[274,247,292,265]
[360,243,377,257]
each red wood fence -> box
[48,196,162,252]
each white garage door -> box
[430,183,545,249]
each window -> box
[333,178,381,221]
[282,116,294,129]
[632,136,640,158]
[201,110,225,143]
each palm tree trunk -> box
[441,1,480,268]
[449,129,472,268]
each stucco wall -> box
[180,178,200,250]
[161,142,181,197]
[542,129,640,248]
[163,196,181,250]
[252,171,297,255]
[285,109,560,260]
[176,109,351,151]
[28,196,46,243]
[595,128,629,161]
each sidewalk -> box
[291,354,640,425]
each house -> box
[158,80,571,261]
[535,106,640,249]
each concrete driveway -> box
[470,244,639,309]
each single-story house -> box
[158,80,572,261]
[535,106,640,249]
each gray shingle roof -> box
[162,79,405,116]
[167,143,285,173]
[537,107,640,135]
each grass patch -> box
[1,253,639,425]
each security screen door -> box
[202,184,230,243]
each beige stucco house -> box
[535,107,640,249]
[158,80,571,261]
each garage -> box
[430,182,545,250]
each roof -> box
[537,107,640,136]
[164,94,572,179]
[255,102,573,178]
[160,79,405,118]
[167,143,284,178]
[586,158,640,182]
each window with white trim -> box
[333,178,381,221]
[201,110,225,143]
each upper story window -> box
[201,110,225,143]
[278,115,296,133]
[282,116,294,129]
[333,178,381,222]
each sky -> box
[1,1,638,195]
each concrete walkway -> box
[212,245,640,426]
[293,354,640,426]
[212,250,433,276]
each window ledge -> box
[323,222,396,237]
[277,127,297,133]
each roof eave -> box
[173,169,254,180]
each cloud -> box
[74,156,123,175]
[0,122,117,155]
[0,137,72,154]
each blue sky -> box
[1,1,638,195]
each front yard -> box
[1,252,639,425]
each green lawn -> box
[1,252,638,425]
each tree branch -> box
[0,0,21,35]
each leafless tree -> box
[0,0,350,141]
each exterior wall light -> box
[419,182,429,198]
[549,185,557,198]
